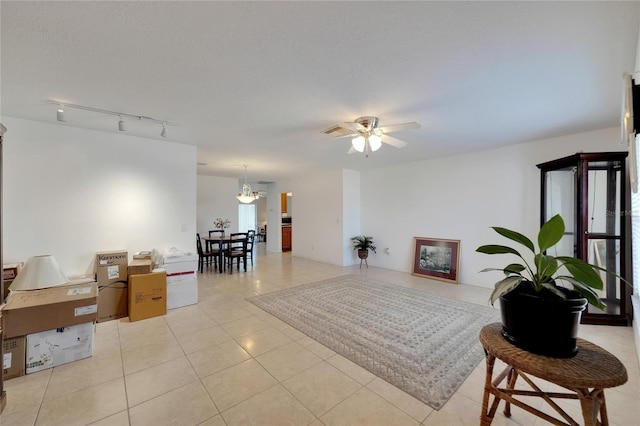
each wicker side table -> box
[479,323,627,426]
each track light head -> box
[56,106,66,122]
[161,123,167,138]
[118,117,126,131]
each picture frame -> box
[412,237,460,283]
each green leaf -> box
[476,245,521,257]
[489,276,523,305]
[491,227,535,253]
[540,282,566,299]
[557,257,603,290]
[538,214,565,252]
[503,263,526,274]
[535,254,559,279]
[557,276,606,310]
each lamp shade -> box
[8,255,69,291]
[368,135,382,151]
[352,136,366,152]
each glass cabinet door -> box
[538,152,631,326]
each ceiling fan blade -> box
[378,122,420,133]
[314,133,356,143]
[382,134,408,148]
[342,121,366,131]
[347,146,357,154]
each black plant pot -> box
[499,283,588,358]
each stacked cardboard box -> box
[3,335,25,380]
[0,327,4,414]
[128,271,167,322]
[96,251,128,322]
[26,322,93,374]
[3,263,22,302]
[1,282,98,378]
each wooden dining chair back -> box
[224,233,247,273]
[196,233,216,273]
[245,233,255,266]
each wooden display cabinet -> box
[537,152,632,326]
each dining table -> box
[202,234,248,273]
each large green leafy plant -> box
[351,235,376,253]
[476,214,607,310]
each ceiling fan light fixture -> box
[368,134,382,151]
[352,136,365,152]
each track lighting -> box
[56,106,66,122]
[48,100,176,137]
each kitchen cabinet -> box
[282,226,292,252]
[281,193,287,214]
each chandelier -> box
[236,164,258,204]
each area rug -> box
[246,274,500,410]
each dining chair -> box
[224,233,247,273]
[245,232,255,267]
[208,229,224,251]
[196,233,216,273]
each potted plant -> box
[476,214,618,358]
[351,235,376,266]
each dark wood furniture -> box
[537,152,632,326]
[203,234,248,273]
[479,323,627,426]
[196,233,216,273]
[224,233,248,273]
[282,226,292,252]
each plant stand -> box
[479,323,627,426]
[358,249,368,269]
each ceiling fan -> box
[322,116,420,157]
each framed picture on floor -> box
[412,237,460,283]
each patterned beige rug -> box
[247,274,500,410]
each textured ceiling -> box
[1,1,639,183]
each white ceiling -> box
[1,1,639,183]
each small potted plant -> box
[476,214,621,358]
[213,218,231,235]
[351,235,376,267]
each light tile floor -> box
[1,244,639,425]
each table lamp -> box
[8,255,69,291]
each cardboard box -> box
[96,251,128,286]
[26,322,93,374]
[128,259,153,276]
[3,335,25,380]
[3,263,22,302]
[2,282,98,338]
[133,251,152,260]
[97,281,128,322]
[167,278,198,310]
[128,272,167,322]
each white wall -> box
[361,126,626,289]
[2,116,197,277]
[197,175,240,236]
[286,169,346,265]
[342,169,361,265]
